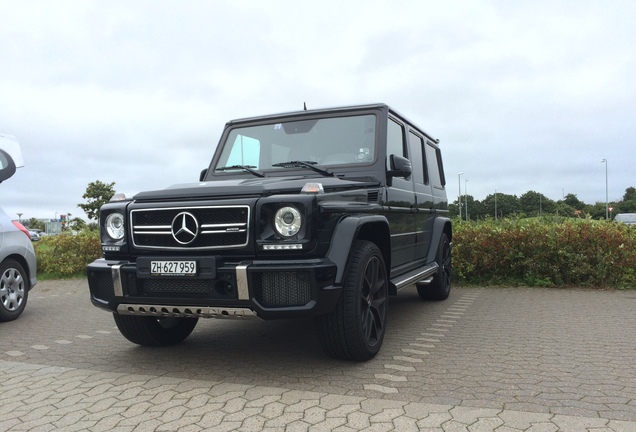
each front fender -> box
[325,214,390,284]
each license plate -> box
[150,260,197,276]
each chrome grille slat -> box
[130,205,250,250]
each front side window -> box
[386,119,405,170]
[214,114,377,173]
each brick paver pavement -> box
[1,279,635,431]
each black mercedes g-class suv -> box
[87,103,452,361]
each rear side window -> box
[425,142,445,189]
[408,131,427,185]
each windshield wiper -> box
[272,161,334,177]
[216,165,266,178]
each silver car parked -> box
[0,134,37,321]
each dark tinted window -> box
[386,119,405,169]
[425,142,445,189]
[408,131,427,185]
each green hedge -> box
[35,230,102,278]
[453,218,636,288]
[34,220,636,288]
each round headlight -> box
[274,206,302,237]
[105,212,125,240]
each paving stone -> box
[1,283,636,431]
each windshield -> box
[213,114,377,174]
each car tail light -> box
[12,221,30,238]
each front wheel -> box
[317,240,388,361]
[0,259,29,322]
[113,314,198,346]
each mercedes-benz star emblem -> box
[171,212,199,245]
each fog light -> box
[263,244,303,250]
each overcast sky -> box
[1,0,634,222]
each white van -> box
[614,213,636,225]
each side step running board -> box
[392,263,439,291]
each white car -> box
[0,134,37,321]
[614,213,636,225]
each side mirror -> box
[199,169,208,182]
[387,154,412,180]
[0,134,23,183]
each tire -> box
[0,259,29,322]
[113,314,198,346]
[317,240,388,361]
[417,233,451,301]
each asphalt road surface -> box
[1,279,635,431]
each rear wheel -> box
[317,240,388,361]
[0,259,29,322]
[417,233,451,301]
[113,314,198,346]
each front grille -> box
[252,271,312,307]
[130,205,249,250]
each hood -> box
[133,175,381,202]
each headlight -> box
[105,212,125,240]
[274,206,302,237]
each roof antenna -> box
[303,102,307,111]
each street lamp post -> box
[465,178,469,221]
[458,172,464,219]
[601,159,608,220]
[494,188,498,220]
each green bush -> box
[453,217,636,288]
[33,219,636,288]
[35,230,102,277]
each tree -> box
[448,200,461,219]
[464,195,487,220]
[587,202,608,220]
[78,180,116,221]
[623,187,636,202]
[519,191,555,216]
[488,193,520,218]
[452,195,486,220]
[25,217,45,231]
[553,201,576,217]
[563,193,585,210]
[67,217,88,232]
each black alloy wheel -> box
[317,240,388,361]
[418,233,451,301]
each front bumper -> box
[86,257,340,320]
